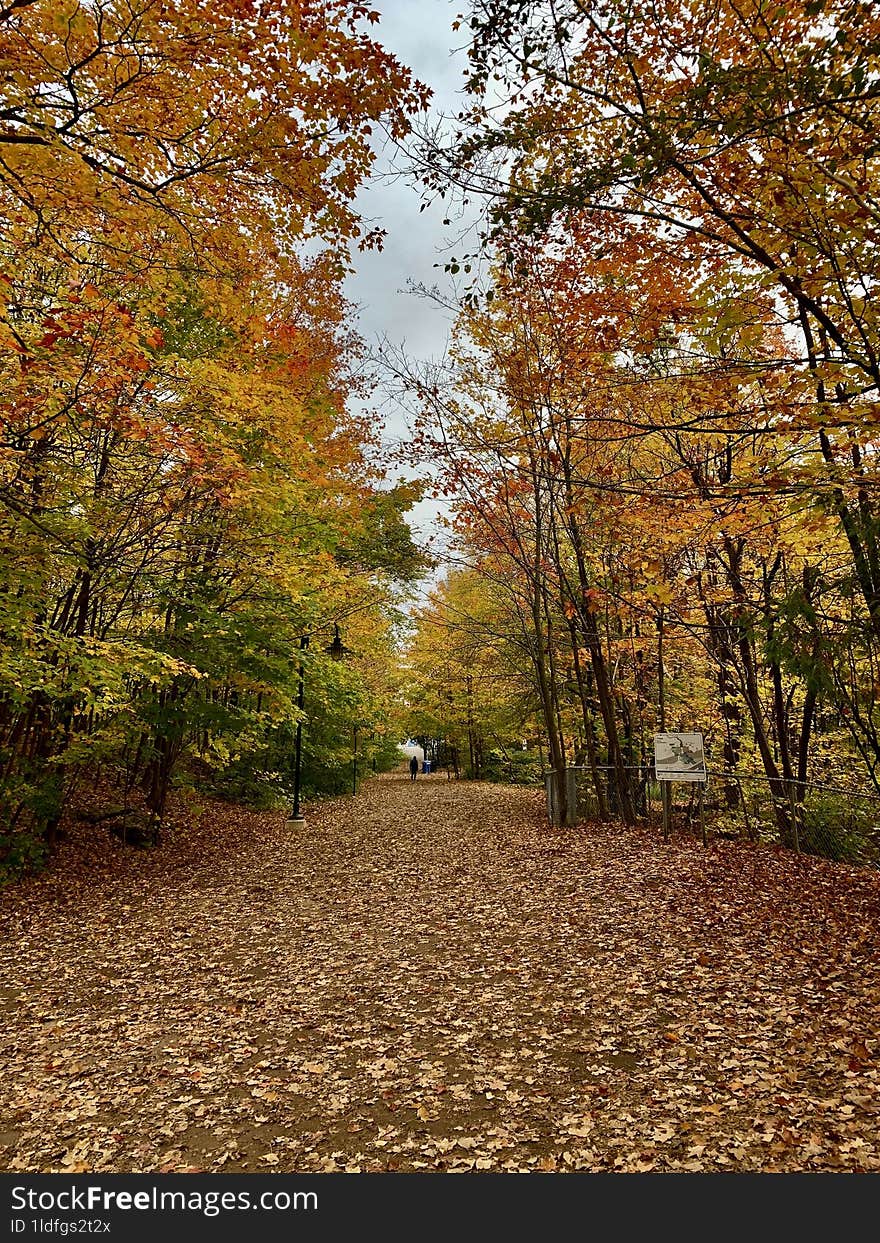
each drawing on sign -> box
[653,732,707,783]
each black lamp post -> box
[352,725,358,796]
[287,623,349,826]
[288,635,309,826]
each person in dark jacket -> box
[409,754,419,782]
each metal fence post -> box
[787,779,801,854]
[545,772,557,825]
[566,766,578,826]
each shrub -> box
[799,792,872,863]
[481,748,543,786]
[0,830,48,883]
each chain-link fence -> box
[546,765,880,866]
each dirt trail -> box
[1,771,879,1171]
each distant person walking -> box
[409,754,419,782]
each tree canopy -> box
[397,0,880,851]
[0,0,428,873]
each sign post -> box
[661,781,671,841]
[653,732,707,842]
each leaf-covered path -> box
[2,772,879,1172]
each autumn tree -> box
[394,199,874,843]
[405,570,543,780]
[0,1,429,872]
[427,0,880,639]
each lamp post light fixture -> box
[325,623,349,663]
[287,622,350,827]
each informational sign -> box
[653,732,707,783]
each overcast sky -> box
[343,0,477,564]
